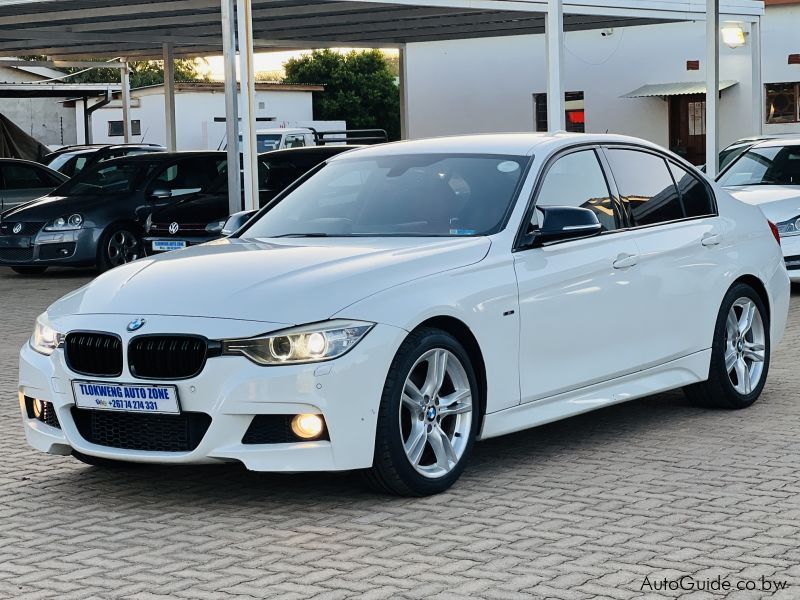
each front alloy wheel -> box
[400,348,473,478]
[366,328,479,496]
[98,226,141,271]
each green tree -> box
[283,49,400,141]
[20,56,209,88]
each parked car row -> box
[0,145,359,274]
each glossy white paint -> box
[20,133,790,471]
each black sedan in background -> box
[0,151,226,274]
[144,145,359,255]
[42,143,165,178]
[0,159,67,212]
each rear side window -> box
[668,163,715,218]
[2,163,52,189]
[606,149,683,226]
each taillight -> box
[768,220,781,245]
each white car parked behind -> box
[718,138,800,281]
[19,133,789,495]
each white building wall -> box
[762,4,800,136]
[406,17,779,149]
[0,65,78,146]
[88,89,316,150]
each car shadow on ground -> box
[31,388,709,509]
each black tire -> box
[11,266,47,275]
[364,327,481,496]
[97,224,142,272]
[684,282,770,409]
[72,450,142,468]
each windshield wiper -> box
[273,232,331,238]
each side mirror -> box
[523,205,602,247]
[221,210,257,236]
[150,188,172,201]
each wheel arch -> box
[411,315,488,427]
[732,273,770,321]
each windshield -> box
[46,151,87,172]
[718,144,752,172]
[57,160,158,196]
[241,153,528,238]
[718,145,800,186]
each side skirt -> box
[479,349,711,440]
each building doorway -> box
[668,94,706,165]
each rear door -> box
[0,162,62,210]
[603,146,724,365]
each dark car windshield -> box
[57,160,158,196]
[241,153,528,238]
[718,145,800,186]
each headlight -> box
[774,216,800,237]
[205,220,226,234]
[30,313,64,356]
[44,214,83,231]
[222,320,374,365]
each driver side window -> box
[535,149,617,231]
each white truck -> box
[217,124,388,152]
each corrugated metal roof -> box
[622,80,739,98]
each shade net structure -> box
[0,113,49,161]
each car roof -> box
[107,150,225,163]
[258,145,361,158]
[326,133,666,160]
[750,137,800,148]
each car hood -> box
[1,194,111,221]
[49,236,492,325]
[724,185,800,222]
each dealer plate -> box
[72,381,180,414]
[152,239,187,252]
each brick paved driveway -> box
[1,268,799,600]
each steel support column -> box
[221,0,241,215]
[121,61,131,143]
[399,44,408,140]
[237,0,259,212]
[705,0,720,176]
[163,42,177,151]
[545,0,565,132]
[750,18,762,136]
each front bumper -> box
[781,234,800,282]
[0,228,98,267]
[19,314,407,471]
[144,235,216,255]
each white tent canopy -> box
[0,0,765,205]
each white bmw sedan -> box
[717,138,800,281]
[19,134,790,496]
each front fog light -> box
[31,398,43,418]
[291,414,324,439]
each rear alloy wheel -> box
[685,283,769,409]
[11,266,47,275]
[365,328,479,496]
[98,226,141,271]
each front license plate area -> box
[72,381,180,414]
[152,240,187,252]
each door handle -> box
[612,253,639,269]
[701,233,721,247]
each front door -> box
[668,94,706,166]
[514,147,648,402]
